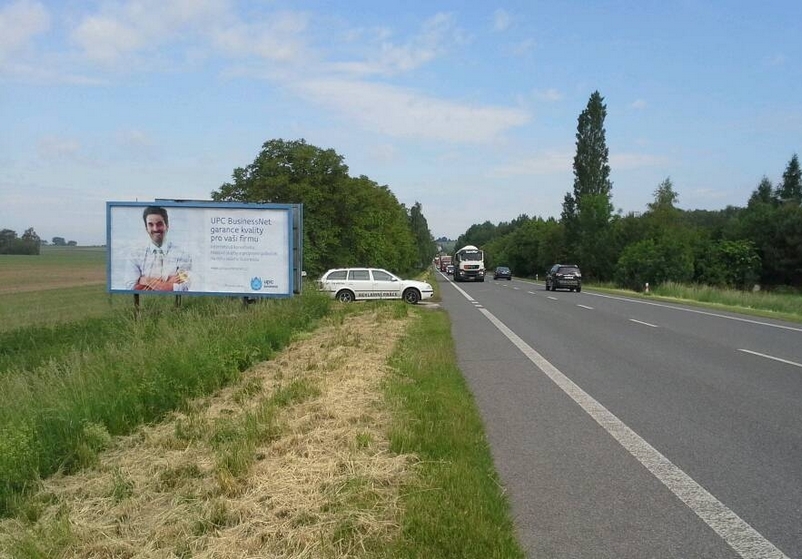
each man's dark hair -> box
[143,206,169,225]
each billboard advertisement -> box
[107,201,297,297]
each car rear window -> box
[326,270,347,280]
[558,266,580,274]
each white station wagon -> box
[318,268,434,304]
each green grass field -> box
[0,247,112,331]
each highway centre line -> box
[588,292,802,333]
[739,349,802,369]
[447,281,789,559]
[630,318,658,328]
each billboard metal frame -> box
[106,200,302,298]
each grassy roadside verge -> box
[382,308,525,559]
[0,303,525,558]
[0,290,331,516]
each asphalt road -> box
[436,273,802,559]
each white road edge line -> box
[446,281,788,558]
[739,349,802,369]
[479,308,788,559]
[630,319,658,328]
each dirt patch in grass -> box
[0,307,419,558]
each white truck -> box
[453,245,485,282]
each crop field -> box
[0,247,117,331]
[0,246,106,294]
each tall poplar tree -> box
[776,153,801,204]
[748,176,776,207]
[562,91,614,279]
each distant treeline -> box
[0,228,41,255]
[456,167,802,291]
[0,230,81,255]
[455,91,801,292]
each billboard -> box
[107,201,298,297]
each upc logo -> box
[250,277,263,290]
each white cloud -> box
[211,11,310,62]
[631,99,647,109]
[117,129,153,148]
[115,129,160,161]
[493,150,573,177]
[37,136,82,160]
[0,0,50,61]
[511,38,536,56]
[71,15,144,63]
[334,12,464,77]
[610,152,669,169]
[535,88,563,102]
[294,78,530,143]
[366,143,399,164]
[69,0,234,64]
[493,150,670,179]
[492,9,512,32]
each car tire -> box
[576,286,582,292]
[336,289,355,303]
[403,288,420,304]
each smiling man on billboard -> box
[123,206,193,291]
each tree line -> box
[0,228,41,255]
[456,91,801,292]
[0,230,79,254]
[211,138,437,277]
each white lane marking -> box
[577,304,594,310]
[739,349,802,369]
[528,291,536,295]
[447,281,788,559]
[547,296,558,301]
[630,319,658,328]
[588,292,802,333]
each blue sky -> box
[1,0,800,245]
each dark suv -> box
[545,264,582,292]
[493,266,512,280]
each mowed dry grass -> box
[0,307,419,558]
